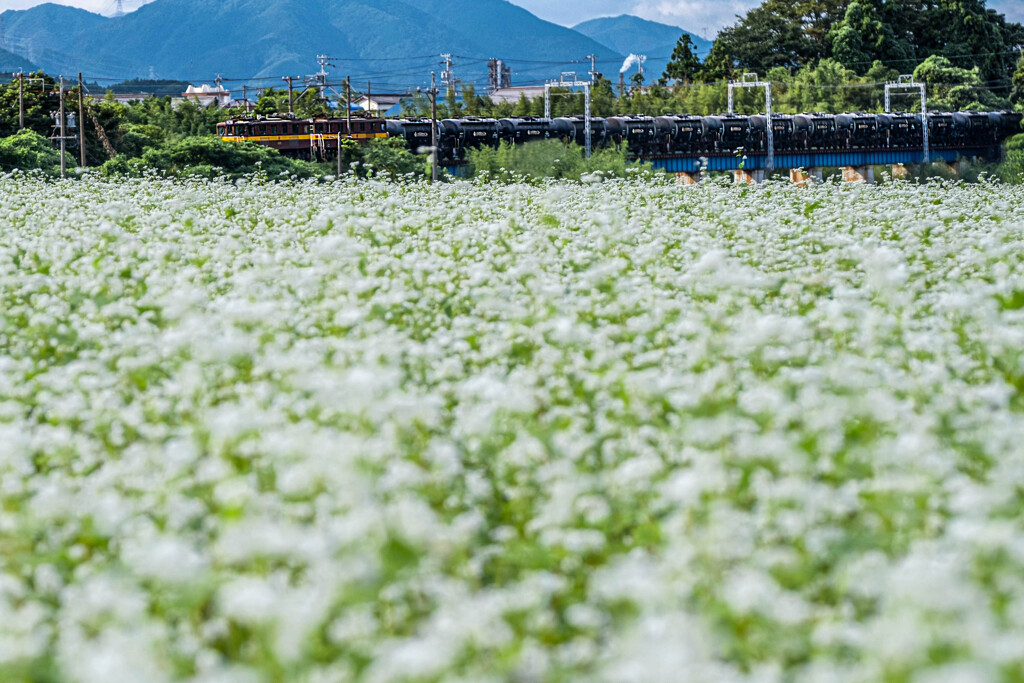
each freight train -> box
[217,110,1023,162]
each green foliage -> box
[713,0,1024,90]
[997,134,1024,183]
[1013,53,1024,109]
[663,34,703,84]
[0,72,60,139]
[466,139,653,183]
[352,137,425,179]
[0,128,60,174]
[914,55,1011,111]
[101,137,319,180]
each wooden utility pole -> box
[59,76,66,179]
[345,76,352,137]
[282,76,294,115]
[17,72,24,129]
[78,72,86,168]
[430,71,438,183]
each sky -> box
[1,0,1022,37]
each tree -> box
[699,38,736,81]
[255,87,290,115]
[1013,52,1024,110]
[513,92,532,116]
[827,0,913,74]
[0,128,60,173]
[0,72,60,139]
[914,54,1010,111]
[717,0,848,73]
[663,34,702,83]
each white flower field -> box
[2,171,1024,682]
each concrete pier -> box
[842,165,875,184]
[732,169,764,184]
[938,160,967,176]
[790,168,813,187]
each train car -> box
[499,117,555,144]
[654,116,677,154]
[928,112,971,147]
[384,117,433,152]
[653,115,705,155]
[770,114,795,152]
[996,111,1023,139]
[719,114,750,151]
[218,115,386,160]
[554,116,608,150]
[457,118,502,152]
[607,116,658,155]
[884,112,922,149]
[836,113,879,149]
[701,116,725,152]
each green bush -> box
[100,136,319,179]
[0,129,61,174]
[467,140,654,183]
[358,137,424,178]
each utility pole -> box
[59,76,66,179]
[345,76,352,139]
[367,80,372,117]
[431,71,438,183]
[17,71,24,130]
[78,72,86,167]
[241,84,248,113]
[282,76,294,115]
[441,53,456,100]
[587,54,598,83]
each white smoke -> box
[619,54,647,74]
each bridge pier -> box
[938,160,967,176]
[732,169,764,185]
[675,172,699,185]
[790,168,813,187]
[842,165,875,184]
[891,164,910,179]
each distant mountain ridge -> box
[0,0,633,90]
[0,46,38,73]
[573,15,712,81]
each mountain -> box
[0,0,623,91]
[0,46,38,73]
[572,15,712,80]
[0,4,110,74]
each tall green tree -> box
[663,34,702,83]
[715,0,849,73]
[1013,52,1024,109]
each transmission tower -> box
[114,0,125,17]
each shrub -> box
[0,129,61,174]
[467,140,654,183]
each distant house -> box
[489,86,545,105]
[110,92,157,105]
[182,83,232,108]
[353,92,409,116]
